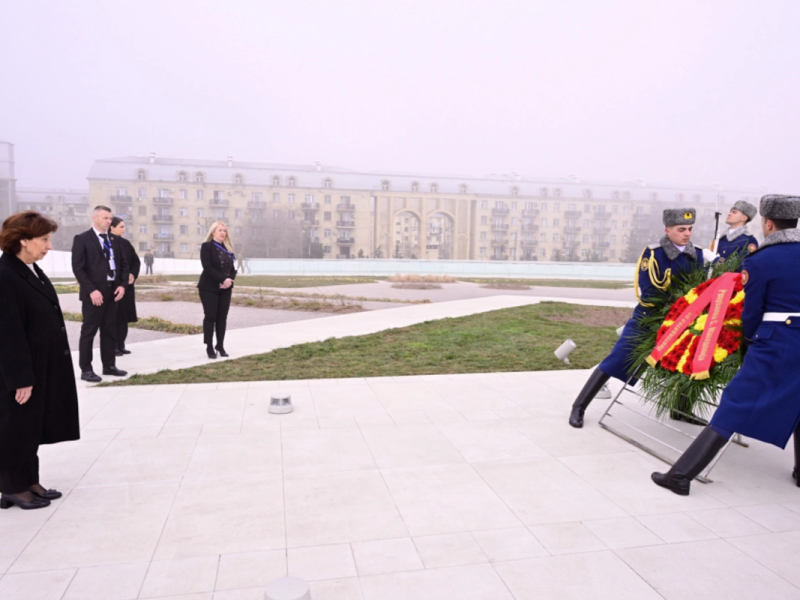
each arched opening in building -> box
[392,210,421,258]
[425,212,455,259]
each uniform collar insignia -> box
[759,228,800,249]
[725,226,748,242]
[660,235,697,261]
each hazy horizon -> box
[2,0,799,193]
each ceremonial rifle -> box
[709,211,722,253]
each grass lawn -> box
[108,302,631,386]
[460,278,631,289]
[162,274,378,288]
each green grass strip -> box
[107,302,624,386]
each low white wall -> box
[22,251,635,281]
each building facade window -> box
[137,170,147,180]
[178,172,187,182]
[272,193,280,202]
[179,189,187,199]
[511,186,518,196]
[179,207,188,217]
[288,177,296,187]
[411,182,419,192]
[430,183,439,193]
[139,225,147,234]
[195,173,204,183]
[381,180,390,191]
[323,178,332,188]
[272,176,280,186]
[234,174,243,184]
[288,194,295,203]
[324,212,332,221]
[181,243,189,252]
[138,188,146,198]
[459,184,467,194]
[324,195,332,204]
[180,225,188,235]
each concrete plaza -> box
[2,297,799,599]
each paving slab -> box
[2,370,798,599]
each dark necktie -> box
[100,233,114,278]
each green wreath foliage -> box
[626,249,747,419]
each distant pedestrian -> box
[0,211,80,510]
[143,249,154,275]
[198,221,237,359]
[109,217,140,356]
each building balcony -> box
[336,221,355,228]
[563,226,581,235]
[490,255,509,261]
[154,251,174,258]
[491,239,507,247]
[248,200,267,208]
[301,202,320,210]
[593,242,611,249]
[594,212,610,220]
[152,197,173,205]
[521,209,540,217]
[153,234,174,242]
[110,195,132,203]
[336,254,352,259]
[563,240,580,249]
[564,210,582,219]
[303,220,320,227]
[521,240,538,247]
[337,204,355,211]
[521,224,539,232]
[593,226,611,234]
[492,208,510,216]
[337,237,355,245]
[210,198,229,206]
[491,223,510,231]
[152,215,173,223]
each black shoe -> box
[652,427,728,496]
[81,371,102,383]
[120,349,131,355]
[0,493,51,510]
[102,366,128,377]
[30,487,62,500]
[216,347,229,357]
[115,350,124,357]
[569,369,611,428]
[207,347,218,359]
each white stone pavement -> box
[2,296,798,599]
[74,295,637,385]
[2,372,799,599]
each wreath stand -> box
[597,377,747,484]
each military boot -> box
[651,427,728,496]
[568,369,611,429]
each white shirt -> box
[674,244,686,253]
[727,226,742,238]
[26,263,39,278]
[92,227,117,280]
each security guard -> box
[713,200,759,271]
[652,194,800,495]
[569,208,704,428]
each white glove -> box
[702,248,719,263]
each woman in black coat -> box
[197,221,237,359]
[110,217,140,355]
[0,211,80,510]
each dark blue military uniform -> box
[599,241,704,383]
[715,229,759,272]
[710,236,800,448]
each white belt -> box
[762,313,800,322]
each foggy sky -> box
[2,0,799,192]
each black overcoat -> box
[119,237,140,322]
[0,253,80,469]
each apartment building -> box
[86,153,762,261]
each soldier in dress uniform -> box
[713,200,759,271]
[652,194,800,495]
[569,208,704,428]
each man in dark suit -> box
[71,206,130,382]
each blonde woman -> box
[197,221,237,358]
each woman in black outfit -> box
[198,221,237,359]
[0,212,80,510]
[110,216,140,355]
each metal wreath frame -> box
[597,377,747,484]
